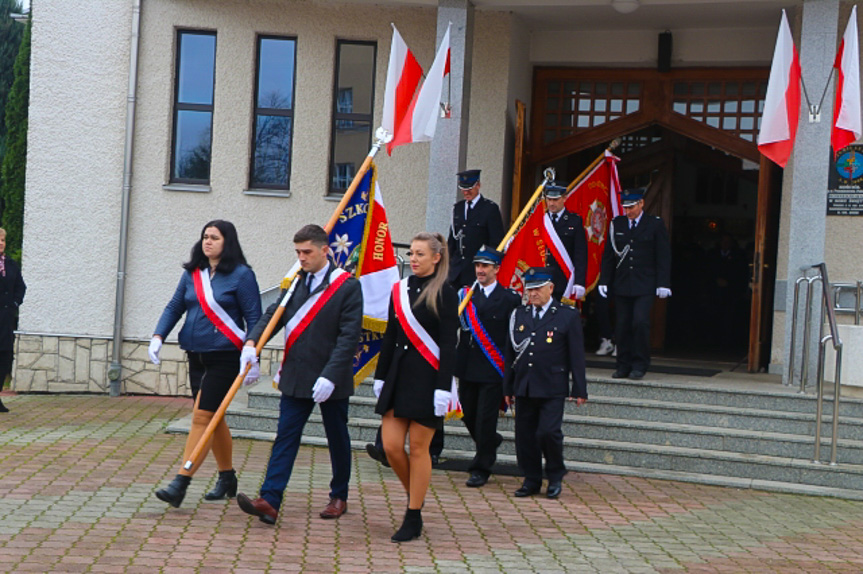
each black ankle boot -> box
[204,469,237,500]
[391,508,423,542]
[0,398,7,413]
[155,474,191,508]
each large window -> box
[171,31,216,184]
[329,40,376,195]
[250,36,297,191]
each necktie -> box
[630,219,637,230]
[554,213,560,224]
[466,200,473,219]
[306,273,314,292]
[534,306,541,320]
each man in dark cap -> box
[456,246,522,487]
[447,169,505,288]
[542,184,588,303]
[503,267,587,500]
[598,188,671,380]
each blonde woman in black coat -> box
[374,232,459,542]
[0,228,24,413]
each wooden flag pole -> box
[181,129,393,472]
[457,139,620,316]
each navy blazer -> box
[503,301,587,400]
[447,196,505,288]
[456,283,521,384]
[600,214,671,297]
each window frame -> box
[169,29,217,186]
[248,34,298,192]
[328,39,377,197]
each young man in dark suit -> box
[504,268,587,500]
[543,184,587,303]
[456,247,521,487]
[236,224,363,524]
[447,169,505,289]
[598,188,672,380]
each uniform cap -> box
[524,267,554,289]
[621,187,646,207]
[473,246,503,265]
[457,169,481,189]
[543,184,567,199]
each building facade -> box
[13,0,863,395]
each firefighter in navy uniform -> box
[447,169,505,289]
[456,247,522,487]
[543,184,588,302]
[503,267,587,500]
[598,188,671,380]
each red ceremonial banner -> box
[498,202,547,295]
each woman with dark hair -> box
[150,220,261,507]
[0,228,25,413]
[374,231,459,542]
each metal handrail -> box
[811,263,843,465]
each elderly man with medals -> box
[598,188,671,380]
[456,246,521,487]
[504,267,587,499]
[541,184,588,303]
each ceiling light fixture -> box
[611,0,641,14]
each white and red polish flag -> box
[758,10,802,168]
[832,5,862,156]
[382,24,423,155]
[390,23,452,154]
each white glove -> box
[656,287,672,299]
[148,337,162,365]
[240,346,259,385]
[312,377,335,403]
[243,361,260,386]
[574,285,586,300]
[433,389,451,417]
[598,285,608,298]
[373,379,384,398]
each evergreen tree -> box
[0,14,28,262]
[0,1,23,154]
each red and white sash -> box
[392,278,440,369]
[192,268,245,350]
[541,212,576,299]
[274,267,352,384]
[392,278,462,419]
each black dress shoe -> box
[155,474,191,508]
[431,454,441,468]
[365,443,390,468]
[546,481,563,499]
[514,483,541,497]
[465,472,488,488]
[611,369,630,379]
[204,469,237,500]
[629,370,645,380]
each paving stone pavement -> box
[3,393,863,573]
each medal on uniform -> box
[546,330,554,343]
[519,325,524,332]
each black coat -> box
[375,275,459,420]
[447,196,505,287]
[600,215,671,297]
[503,301,587,400]
[0,256,25,350]
[248,263,363,401]
[545,209,588,300]
[456,283,521,383]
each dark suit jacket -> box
[456,283,521,383]
[0,256,25,350]
[247,262,363,401]
[374,275,459,420]
[545,209,588,299]
[447,196,505,287]
[503,301,587,400]
[600,214,671,297]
